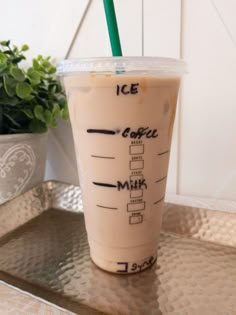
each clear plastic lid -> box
[57,57,186,76]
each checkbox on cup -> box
[130,189,143,198]
[129,144,144,155]
[127,202,145,212]
[129,215,143,225]
[129,160,144,170]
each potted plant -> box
[0,40,68,204]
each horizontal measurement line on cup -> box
[93,182,117,188]
[158,150,170,156]
[91,155,115,159]
[155,176,167,183]
[153,196,165,205]
[87,129,117,135]
[97,205,118,210]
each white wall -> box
[1,0,236,201]
[179,0,236,200]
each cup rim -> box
[57,56,187,76]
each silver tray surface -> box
[0,181,236,315]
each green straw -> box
[103,0,123,56]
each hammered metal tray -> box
[0,181,236,315]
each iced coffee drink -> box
[58,57,185,273]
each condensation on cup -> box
[57,57,186,274]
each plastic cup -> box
[57,57,185,274]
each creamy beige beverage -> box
[59,57,185,273]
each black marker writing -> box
[87,129,116,135]
[117,179,147,191]
[93,182,117,188]
[116,83,139,96]
[122,127,158,139]
[117,262,128,273]
[131,256,156,272]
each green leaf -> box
[0,96,18,106]
[3,50,14,56]
[23,94,34,101]
[34,105,45,122]
[49,84,57,94]
[7,98,19,105]
[32,59,40,70]
[35,97,48,107]
[52,103,60,115]
[42,60,51,68]
[58,97,67,107]
[22,109,34,119]
[3,75,16,97]
[0,87,17,105]
[3,113,21,127]
[37,70,46,78]
[44,109,52,125]
[12,45,18,52]
[10,66,25,81]
[16,82,32,99]
[27,69,41,85]
[12,56,25,64]
[60,107,69,120]
[55,82,62,93]
[0,40,10,47]
[48,66,56,74]
[0,52,7,65]
[44,109,57,128]
[0,63,7,72]
[7,99,18,106]
[21,44,29,51]
[29,119,47,133]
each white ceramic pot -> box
[0,133,48,204]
